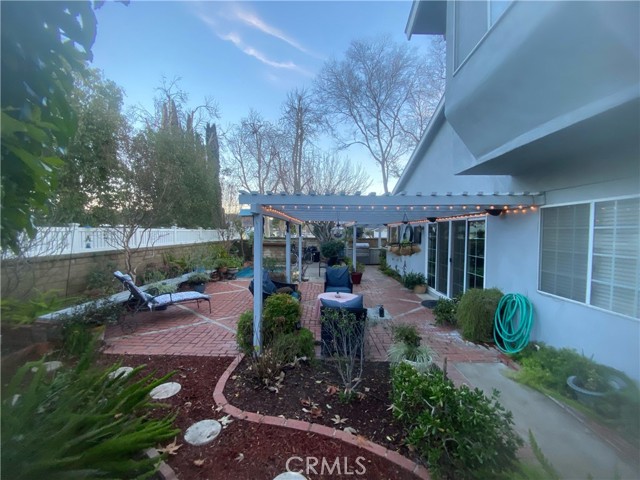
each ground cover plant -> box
[391,362,523,479]
[2,344,179,479]
[511,343,640,449]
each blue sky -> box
[91,0,427,191]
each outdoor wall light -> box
[485,209,503,217]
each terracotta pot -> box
[413,284,427,294]
[399,245,413,255]
[351,272,363,285]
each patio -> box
[103,264,502,387]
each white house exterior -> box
[394,0,639,380]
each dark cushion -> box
[262,270,277,295]
[276,287,293,294]
[321,295,363,309]
[325,266,350,287]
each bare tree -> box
[223,110,281,194]
[278,88,322,193]
[305,150,372,195]
[314,35,444,193]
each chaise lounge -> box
[113,271,211,332]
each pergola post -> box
[352,224,357,269]
[285,221,291,283]
[252,212,264,356]
[298,224,303,281]
[377,228,382,248]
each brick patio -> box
[103,266,502,385]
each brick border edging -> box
[213,354,430,479]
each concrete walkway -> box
[102,266,638,479]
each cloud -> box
[216,31,312,76]
[231,5,323,59]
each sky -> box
[91,0,430,193]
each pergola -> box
[238,190,545,353]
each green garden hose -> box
[493,293,534,354]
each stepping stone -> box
[184,419,222,446]
[108,366,134,380]
[149,382,181,399]
[31,361,63,373]
[273,473,307,480]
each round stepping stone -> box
[273,473,307,480]
[184,419,222,446]
[149,382,181,399]
[108,366,134,380]
[31,361,63,373]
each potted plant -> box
[566,365,627,407]
[186,272,209,293]
[387,324,432,373]
[402,272,427,293]
[350,261,365,285]
[320,240,344,266]
[226,256,243,275]
[213,257,230,275]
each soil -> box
[98,354,420,480]
[225,358,415,459]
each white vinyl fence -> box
[3,224,237,259]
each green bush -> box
[236,295,302,355]
[320,239,344,259]
[86,261,119,295]
[1,290,76,325]
[2,352,179,479]
[146,281,177,295]
[433,296,459,326]
[457,288,503,342]
[391,362,522,479]
[402,272,427,289]
[271,328,315,363]
[392,323,421,348]
[262,293,302,342]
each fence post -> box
[172,225,178,244]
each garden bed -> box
[99,354,419,479]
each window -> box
[427,224,437,288]
[591,198,640,317]
[467,220,485,289]
[540,197,639,317]
[540,204,590,302]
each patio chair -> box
[324,266,353,293]
[113,271,211,332]
[248,270,300,301]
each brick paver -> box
[103,267,502,385]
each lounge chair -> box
[324,266,353,293]
[113,271,211,332]
[248,270,300,301]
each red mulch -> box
[98,354,420,480]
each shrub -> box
[262,293,302,342]
[1,290,76,325]
[146,282,177,295]
[402,272,426,289]
[391,362,522,479]
[271,328,315,363]
[457,288,503,342]
[320,239,344,259]
[86,261,119,295]
[321,309,365,399]
[141,267,166,285]
[187,272,209,284]
[2,352,179,479]
[392,323,421,348]
[237,310,255,355]
[433,296,459,326]
[236,295,302,355]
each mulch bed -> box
[98,354,420,479]
[224,357,419,461]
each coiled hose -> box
[493,293,534,354]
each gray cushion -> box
[321,294,363,309]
